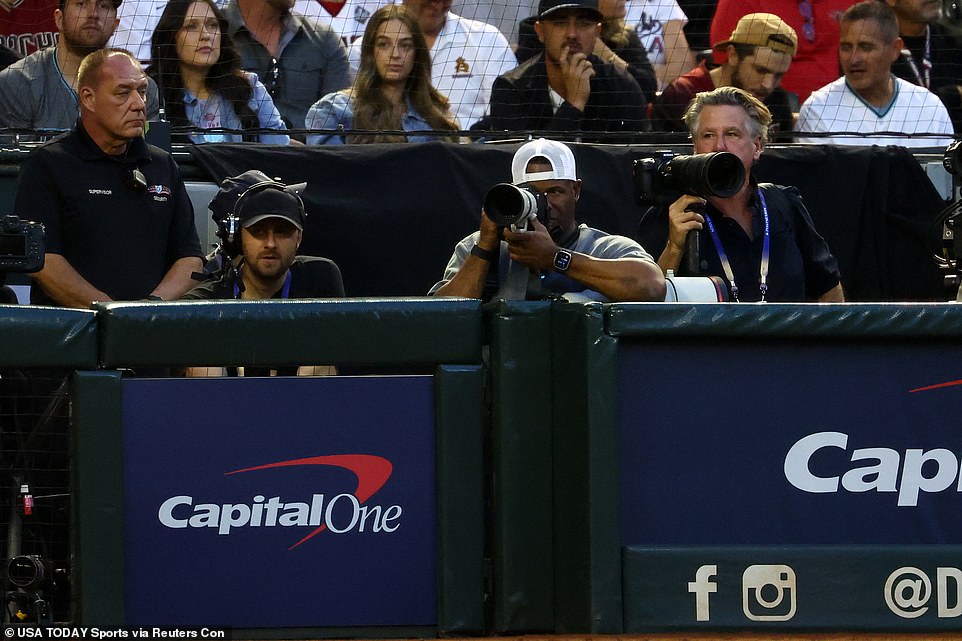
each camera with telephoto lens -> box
[632,151,746,206]
[483,183,549,229]
[0,214,45,273]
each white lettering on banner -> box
[783,432,962,506]
[687,564,717,621]
[884,567,962,618]
[157,493,403,535]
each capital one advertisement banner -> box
[121,376,437,628]
[618,341,962,546]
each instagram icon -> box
[742,564,797,621]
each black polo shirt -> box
[637,181,841,302]
[14,122,203,305]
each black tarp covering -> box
[189,141,949,301]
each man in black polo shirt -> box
[471,0,648,141]
[637,86,844,302]
[13,48,202,307]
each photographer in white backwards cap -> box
[430,138,665,302]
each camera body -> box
[943,139,962,178]
[0,214,45,273]
[632,151,746,206]
[483,183,549,229]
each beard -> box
[61,25,112,56]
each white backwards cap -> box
[511,138,578,185]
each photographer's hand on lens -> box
[658,194,707,274]
[502,217,560,272]
[477,210,501,253]
[667,195,706,248]
[559,45,595,112]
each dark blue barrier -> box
[73,299,485,636]
[542,302,962,632]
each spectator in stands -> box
[294,0,381,48]
[797,0,953,147]
[516,0,658,104]
[221,0,351,134]
[0,0,58,59]
[454,0,537,46]
[149,0,291,144]
[625,0,696,89]
[305,4,460,144]
[13,49,203,307]
[709,0,853,104]
[637,86,844,302]
[348,0,517,130]
[182,170,344,376]
[887,0,962,133]
[108,0,166,65]
[0,0,162,131]
[430,138,665,302]
[472,0,648,141]
[655,13,798,135]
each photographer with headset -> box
[13,49,203,308]
[637,86,844,302]
[430,138,665,302]
[180,170,344,377]
[182,170,344,302]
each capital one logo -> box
[688,564,797,622]
[157,454,402,550]
[784,431,962,507]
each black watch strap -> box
[470,244,496,262]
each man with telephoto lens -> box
[636,85,844,302]
[430,137,665,302]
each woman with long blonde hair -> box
[305,4,460,144]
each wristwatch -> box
[553,249,572,272]
[470,244,496,262]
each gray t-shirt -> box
[0,47,160,132]
[430,223,656,302]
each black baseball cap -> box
[236,186,305,231]
[538,0,603,21]
[208,170,307,230]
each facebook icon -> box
[688,564,718,621]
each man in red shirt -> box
[655,13,798,136]
[710,0,853,103]
[0,0,58,58]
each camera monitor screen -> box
[0,233,26,258]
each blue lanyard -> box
[234,269,292,299]
[703,189,771,302]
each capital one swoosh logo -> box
[158,454,398,550]
[910,379,962,394]
[227,454,393,549]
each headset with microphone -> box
[210,174,307,259]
